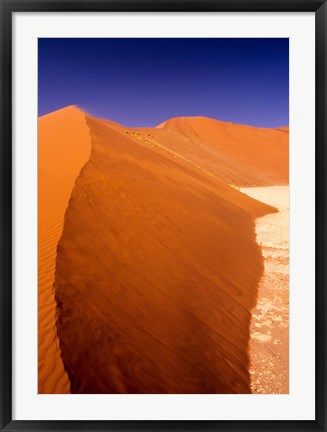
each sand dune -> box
[276,126,289,133]
[38,107,288,393]
[54,114,276,393]
[38,106,91,393]
[133,116,288,187]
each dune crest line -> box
[54,112,276,393]
[38,106,92,394]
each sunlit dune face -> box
[38,106,91,394]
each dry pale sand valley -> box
[242,186,289,393]
[38,106,289,394]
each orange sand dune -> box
[38,106,91,393]
[132,116,288,187]
[54,114,276,393]
[276,126,289,133]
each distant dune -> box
[38,106,91,393]
[140,116,288,186]
[276,126,289,133]
[38,106,288,393]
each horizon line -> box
[39,105,289,131]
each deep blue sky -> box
[38,38,289,127]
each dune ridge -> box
[53,113,276,393]
[38,106,92,393]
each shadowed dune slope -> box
[38,106,91,393]
[54,114,276,394]
[131,116,288,187]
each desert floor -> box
[241,186,289,394]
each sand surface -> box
[38,106,91,393]
[241,186,289,393]
[54,114,275,394]
[135,116,288,186]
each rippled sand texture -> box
[241,186,289,394]
[38,107,91,393]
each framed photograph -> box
[1,0,326,431]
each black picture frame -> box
[1,0,326,431]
